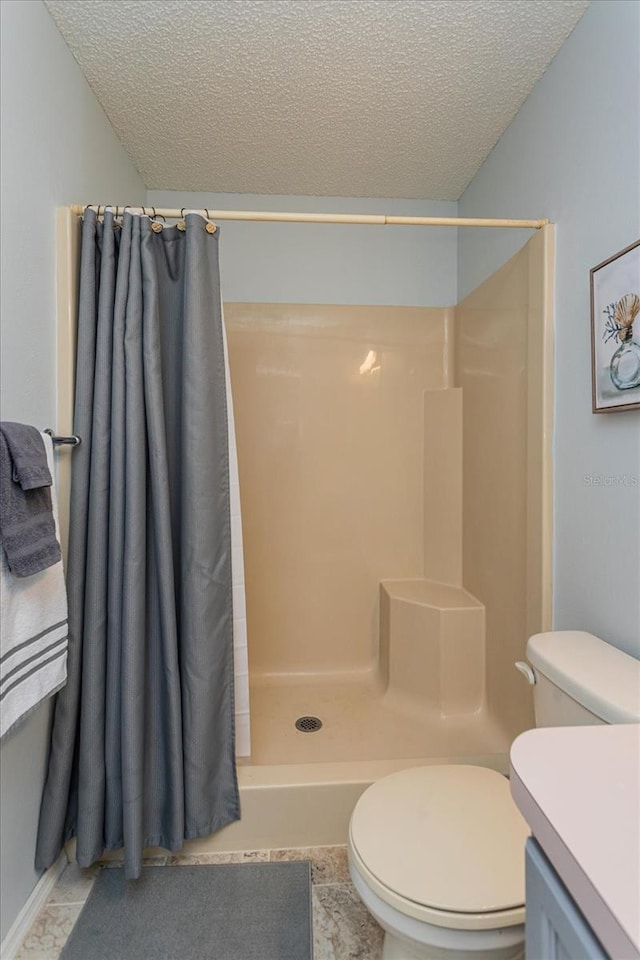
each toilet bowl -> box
[348,765,528,960]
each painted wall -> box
[147,191,458,307]
[458,0,640,658]
[0,0,145,940]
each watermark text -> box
[583,474,639,487]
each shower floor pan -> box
[176,675,513,855]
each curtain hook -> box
[204,209,217,234]
[150,207,164,233]
[178,208,186,232]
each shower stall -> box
[55,212,553,857]
[215,225,553,852]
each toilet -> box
[348,631,640,960]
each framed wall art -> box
[590,239,640,413]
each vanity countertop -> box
[510,723,640,960]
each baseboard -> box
[0,854,67,960]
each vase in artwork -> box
[607,293,640,391]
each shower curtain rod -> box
[69,204,548,229]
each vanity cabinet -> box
[526,839,608,959]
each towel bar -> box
[43,429,81,447]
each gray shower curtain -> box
[35,209,239,879]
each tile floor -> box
[15,846,384,960]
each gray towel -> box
[0,424,61,577]
[1,421,52,489]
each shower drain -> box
[295,716,323,733]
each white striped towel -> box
[0,433,68,740]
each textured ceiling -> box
[45,0,589,200]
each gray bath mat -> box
[60,862,313,960]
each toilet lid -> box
[349,765,529,915]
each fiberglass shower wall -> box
[224,303,453,680]
[455,227,554,739]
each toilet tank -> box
[526,631,640,727]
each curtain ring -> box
[150,208,164,233]
[203,209,217,234]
